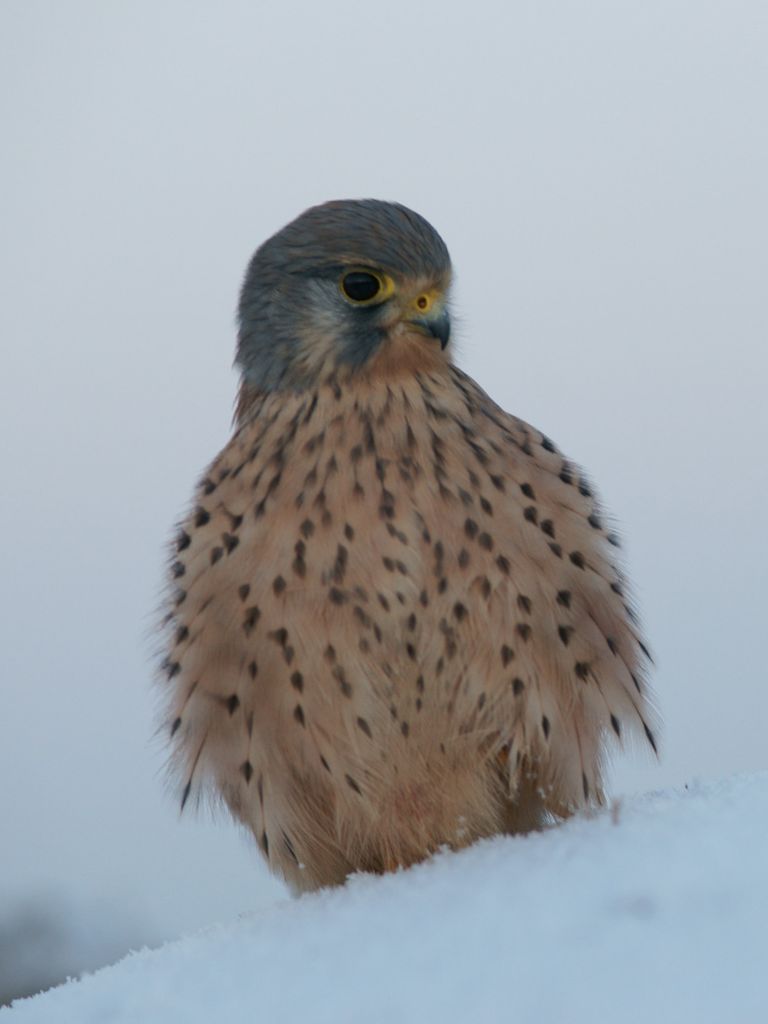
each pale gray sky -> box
[1,0,766,955]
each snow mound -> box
[4,774,767,1024]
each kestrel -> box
[160,199,657,892]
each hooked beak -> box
[406,307,451,349]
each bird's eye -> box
[340,271,383,304]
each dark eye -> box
[341,271,382,303]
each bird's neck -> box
[358,330,450,382]
[235,333,452,425]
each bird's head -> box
[236,199,452,393]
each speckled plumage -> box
[160,200,657,892]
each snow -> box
[4,773,767,1024]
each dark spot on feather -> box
[570,551,586,569]
[345,774,362,794]
[283,833,299,865]
[238,583,251,602]
[292,543,307,578]
[512,677,525,696]
[542,715,551,738]
[210,547,223,565]
[170,716,181,737]
[558,625,573,646]
[575,661,590,681]
[643,722,658,754]
[334,667,352,698]
[611,714,621,737]
[293,704,305,727]
[241,761,253,783]
[332,544,348,583]
[194,507,210,527]
[357,717,372,738]
[224,694,239,715]
[501,645,515,667]
[517,594,532,614]
[290,671,304,692]
[180,780,192,810]
[273,575,286,595]
[176,531,191,552]
[556,590,571,608]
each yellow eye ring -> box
[339,269,394,305]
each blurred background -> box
[2,0,766,1006]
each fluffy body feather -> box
[160,201,656,892]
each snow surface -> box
[4,773,767,1024]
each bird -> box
[159,198,657,893]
